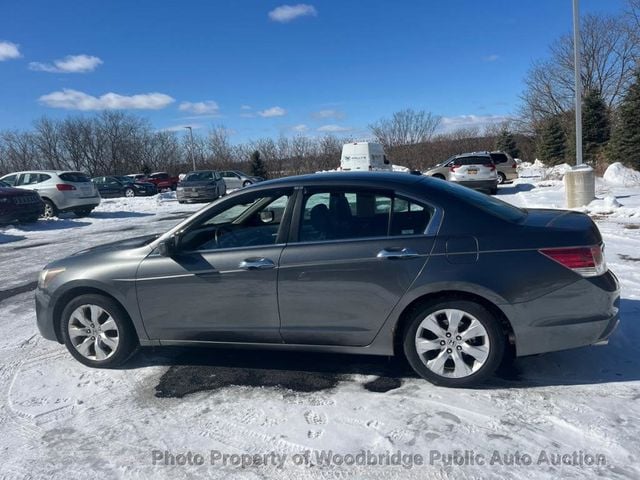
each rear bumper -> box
[452,179,498,191]
[506,270,620,357]
[57,195,101,211]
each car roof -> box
[1,170,85,175]
[248,172,426,190]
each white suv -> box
[0,170,101,217]
[424,153,499,194]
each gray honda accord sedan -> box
[35,172,620,387]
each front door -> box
[136,187,294,342]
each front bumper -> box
[176,189,218,202]
[35,286,59,342]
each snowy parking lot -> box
[1,170,639,479]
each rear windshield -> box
[59,172,91,183]
[453,156,493,166]
[152,173,169,179]
[430,180,526,223]
[185,171,213,182]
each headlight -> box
[38,267,66,289]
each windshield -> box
[184,171,214,182]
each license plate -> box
[467,169,478,175]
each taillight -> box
[487,163,496,171]
[539,245,607,277]
[56,184,76,191]
[449,165,460,172]
[511,163,517,168]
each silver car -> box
[220,170,263,190]
[0,170,100,217]
[489,151,519,184]
[424,153,499,194]
[176,170,227,203]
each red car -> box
[0,180,45,224]
[144,172,180,191]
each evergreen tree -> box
[537,116,567,166]
[582,88,610,165]
[609,70,640,170]
[495,128,520,158]
[250,150,268,179]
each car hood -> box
[71,234,159,257]
[0,187,37,197]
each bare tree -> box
[521,13,637,126]
[369,109,441,148]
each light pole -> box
[573,0,582,166]
[184,126,196,171]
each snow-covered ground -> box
[1,167,639,479]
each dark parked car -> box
[0,180,45,224]
[35,173,619,387]
[92,176,157,198]
[176,170,226,203]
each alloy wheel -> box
[67,304,120,361]
[414,308,490,378]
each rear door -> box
[277,187,436,346]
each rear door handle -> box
[377,248,420,259]
[239,257,276,270]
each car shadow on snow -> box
[9,219,92,231]
[131,299,640,397]
[496,182,535,195]
[89,211,154,219]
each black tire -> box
[497,172,506,184]
[74,209,93,218]
[490,187,498,195]
[42,199,58,218]
[402,299,505,388]
[242,180,252,187]
[178,200,185,204]
[432,174,446,180]
[124,187,135,198]
[60,294,139,368]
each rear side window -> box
[59,172,90,183]
[38,174,51,182]
[299,190,433,242]
[490,153,508,164]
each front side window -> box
[179,190,292,251]
[299,190,433,242]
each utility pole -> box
[184,126,196,171]
[573,0,582,165]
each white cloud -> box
[39,89,175,110]
[268,4,317,22]
[0,41,21,61]
[438,114,511,133]
[29,54,103,73]
[292,124,308,132]
[312,109,344,119]
[258,106,287,117]
[240,105,252,110]
[317,124,352,133]
[482,54,500,62]
[178,100,220,115]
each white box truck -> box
[340,142,392,171]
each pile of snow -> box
[392,164,410,172]
[582,195,623,215]
[157,191,177,203]
[603,162,640,187]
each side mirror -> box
[157,236,178,257]
[259,210,275,224]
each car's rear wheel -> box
[432,174,446,180]
[242,180,252,187]
[497,172,506,184]
[60,294,138,368]
[42,199,57,218]
[124,187,135,197]
[403,300,505,387]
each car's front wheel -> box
[42,199,57,218]
[124,187,135,198]
[60,294,138,368]
[403,300,505,387]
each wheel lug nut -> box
[446,348,452,354]
[456,335,462,341]
[456,346,462,351]
[440,340,446,346]
[86,329,91,333]
[445,333,451,338]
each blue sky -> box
[0,0,627,141]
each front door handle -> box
[239,257,276,270]
[377,248,420,260]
